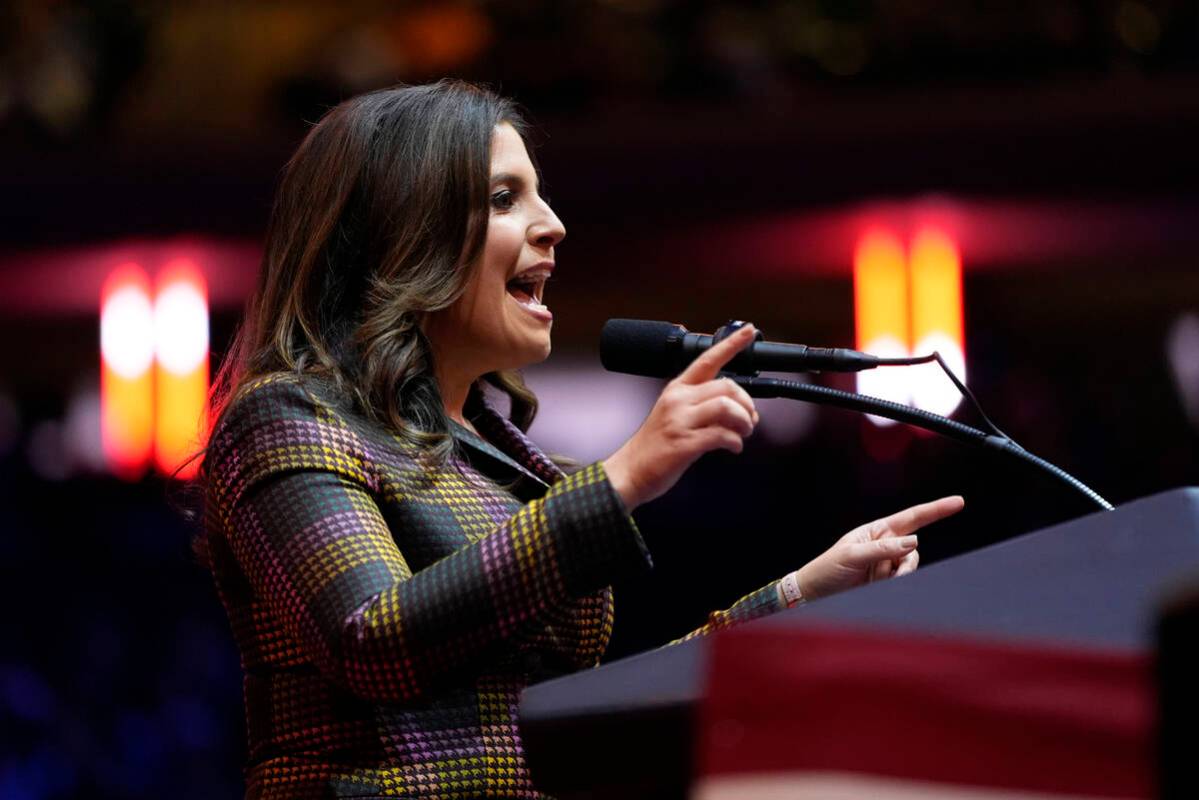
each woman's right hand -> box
[603,324,760,511]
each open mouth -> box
[505,273,549,313]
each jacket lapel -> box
[453,392,564,489]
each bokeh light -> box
[854,229,909,426]
[909,227,965,418]
[153,261,209,479]
[100,264,154,480]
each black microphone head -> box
[600,319,685,378]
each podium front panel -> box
[519,487,1199,798]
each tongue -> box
[507,285,535,303]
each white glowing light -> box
[909,333,965,418]
[523,362,661,463]
[100,286,155,379]
[65,387,105,472]
[1167,312,1199,430]
[154,281,209,374]
[755,373,819,445]
[856,336,911,427]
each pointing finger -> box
[678,325,756,386]
[881,496,964,538]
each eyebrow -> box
[490,172,541,195]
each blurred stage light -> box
[153,261,209,479]
[1115,1,1161,54]
[853,227,967,427]
[99,259,211,481]
[100,264,154,479]
[909,227,965,417]
[1167,312,1199,431]
[65,386,105,474]
[854,229,909,426]
[389,4,493,74]
[756,373,819,445]
[522,362,661,464]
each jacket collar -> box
[450,388,563,489]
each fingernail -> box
[901,535,918,547]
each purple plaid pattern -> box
[204,373,781,798]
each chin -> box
[527,338,552,365]
[494,337,552,373]
[518,334,552,368]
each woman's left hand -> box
[793,496,965,602]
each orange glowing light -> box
[100,264,154,479]
[853,230,910,423]
[853,229,909,351]
[391,4,493,73]
[853,227,968,427]
[909,227,965,416]
[153,261,209,479]
[909,228,963,349]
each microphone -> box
[599,319,882,379]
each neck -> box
[429,346,479,431]
[421,316,488,433]
[440,374,475,430]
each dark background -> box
[2,2,1198,797]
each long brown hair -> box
[207,80,545,471]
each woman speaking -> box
[200,80,963,799]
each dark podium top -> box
[519,487,1199,798]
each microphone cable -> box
[874,349,1014,441]
[734,367,1114,512]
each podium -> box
[518,488,1199,798]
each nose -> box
[529,198,566,249]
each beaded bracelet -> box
[780,570,804,607]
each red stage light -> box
[100,264,154,480]
[853,227,967,429]
[153,260,209,479]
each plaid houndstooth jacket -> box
[204,373,784,799]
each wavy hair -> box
[213,80,547,453]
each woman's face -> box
[424,122,565,381]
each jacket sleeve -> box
[206,377,652,703]
[669,580,787,645]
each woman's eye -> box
[490,189,515,211]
